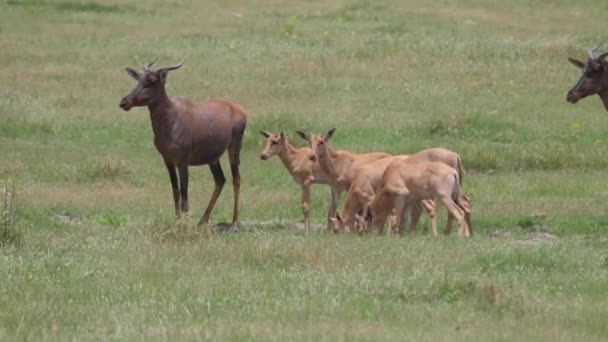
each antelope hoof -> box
[230,222,240,232]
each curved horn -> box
[598,51,608,61]
[157,58,185,73]
[143,56,159,72]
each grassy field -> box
[2,0,608,340]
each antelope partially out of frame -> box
[567,45,608,110]
[119,57,247,231]
[259,131,338,233]
[296,128,391,229]
[369,160,471,237]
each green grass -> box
[2,0,608,339]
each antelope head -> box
[296,128,336,162]
[259,131,286,160]
[328,214,345,233]
[353,213,369,233]
[119,56,185,111]
[567,45,608,110]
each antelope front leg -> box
[327,188,341,230]
[388,208,399,237]
[165,161,180,217]
[392,196,408,236]
[301,182,312,233]
[177,164,189,214]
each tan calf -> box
[296,128,391,228]
[259,131,339,233]
[369,160,471,237]
[328,155,433,233]
[331,147,469,236]
[390,147,470,236]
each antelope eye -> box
[318,141,324,145]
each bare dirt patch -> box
[517,232,558,246]
[53,213,82,225]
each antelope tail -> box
[456,156,465,186]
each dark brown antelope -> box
[567,45,608,110]
[119,57,247,231]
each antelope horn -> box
[157,58,185,73]
[143,56,159,72]
[598,51,608,61]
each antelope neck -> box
[278,140,299,170]
[147,88,175,139]
[319,145,340,176]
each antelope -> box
[119,57,247,231]
[259,130,339,233]
[368,160,471,237]
[390,147,471,236]
[567,45,608,110]
[296,128,391,229]
[330,147,468,236]
[328,155,433,233]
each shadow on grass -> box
[149,217,215,244]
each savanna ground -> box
[1,0,608,340]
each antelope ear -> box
[324,128,336,141]
[568,57,585,69]
[295,129,310,141]
[279,131,285,140]
[125,67,141,81]
[157,69,169,83]
[259,130,271,138]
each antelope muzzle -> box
[566,90,583,104]
[119,97,134,111]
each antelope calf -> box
[368,160,471,237]
[567,45,608,110]
[119,57,246,231]
[259,131,339,233]
[328,155,425,233]
[331,147,467,235]
[392,147,470,236]
[296,128,391,228]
